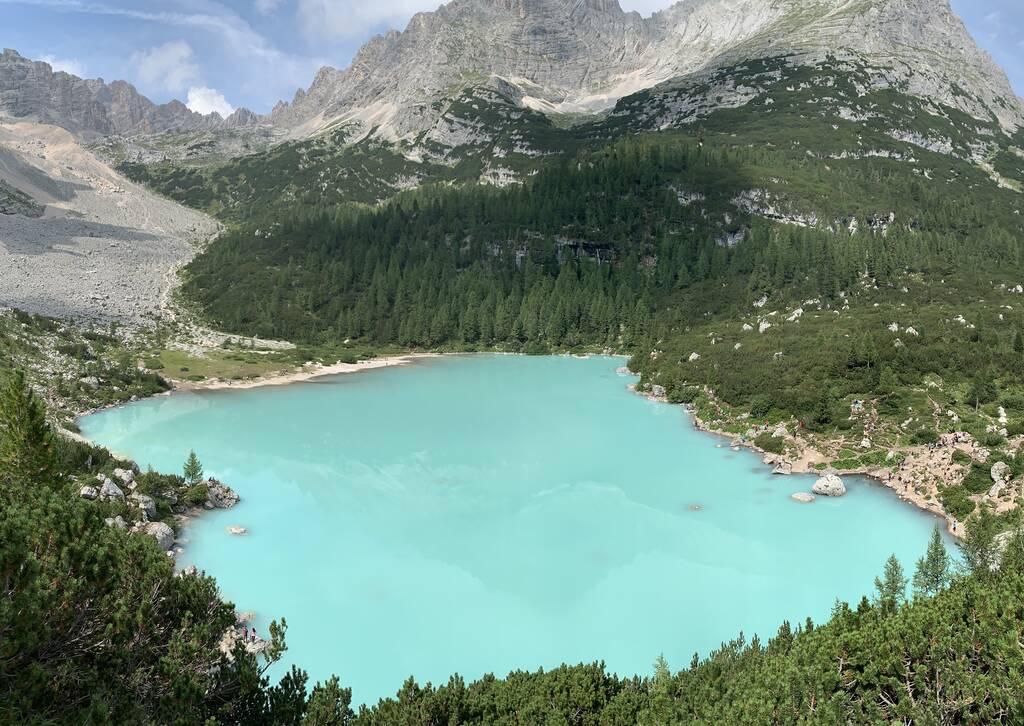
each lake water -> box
[79,354,950,704]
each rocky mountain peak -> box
[265,0,1022,141]
[0,47,260,138]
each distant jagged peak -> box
[0,47,261,138]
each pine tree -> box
[302,676,354,725]
[183,450,204,487]
[1015,329,1024,354]
[873,554,908,615]
[0,369,58,490]
[912,526,951,597]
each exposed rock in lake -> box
[207,479,240,509]
[772,462,793,475]
[226,526,249,536]
[812,473,847,497]
[791,492,815,503]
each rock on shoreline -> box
[812,473,847,497]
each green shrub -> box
[911,428,939,445]
[938,485,975,520]
[184,483,209,507]
[982,433,1006,447]
[143,358,165,370]
[754,432,785,455]
[951,449,973,466]
[749,394,773,419]
[962,463,994,495]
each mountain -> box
[269,0,1023,141]
[0,48,259,138]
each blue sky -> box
[2,0,1022,116]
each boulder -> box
[772,462,793,475]
[791,492,816,503]
[79,376,100,390]
[97,476,125,502]
[772,425,788,439]
[113,468,135,485]
[860,438,872,450]
[991,461,1012,484]
[812,473,847,497]
[143,522,175,551]
[688,352,701,362]
[206,480,240,509]
[226,526,249,536]
[79,485,98,500]
[130,493,157,520]
[104,515,127,529]
[988,481,1006,499]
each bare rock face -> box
[269,0,1023,141]
[0,48,258,138]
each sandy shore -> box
[168,353,441,391]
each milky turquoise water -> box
[79,354,950,704]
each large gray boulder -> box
[129,492,157,520]
[812,473,847,497]
[97,476,125,502]
[991,461,1012,483]
[113,467,135,485]
[142,522,175,551]
[79,485,98,500]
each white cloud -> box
[133,40,200,93]
[255,0,284,13]
[296,0,438,39]
[186,85,234,117]
[39,54,86,76]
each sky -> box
[1,0,1022,116]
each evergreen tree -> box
[873,554,908,614]
[1014,329,1024,354]
[912,526,951,597]
[0,369,57,491]
[183,449,204,487]
[302,676,354,726]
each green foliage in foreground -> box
[5,366,1024,723]
[0,371,352,724]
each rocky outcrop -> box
[129,492,157,520]
[991,461,1011,483]
[206,479,240,509]
[812,473,847,497]
[269,0,1022,141]
[97,475,125,502]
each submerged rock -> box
[812,473,847,497]
[226,526,249,536]
[791,492,816,503]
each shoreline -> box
[631,383,964,539]
[166,352,442,392]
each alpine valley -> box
[5,0,1024,723]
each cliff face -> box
[0,49,255,138]
[269,0,1023,139]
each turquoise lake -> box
[79,354,950,704]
